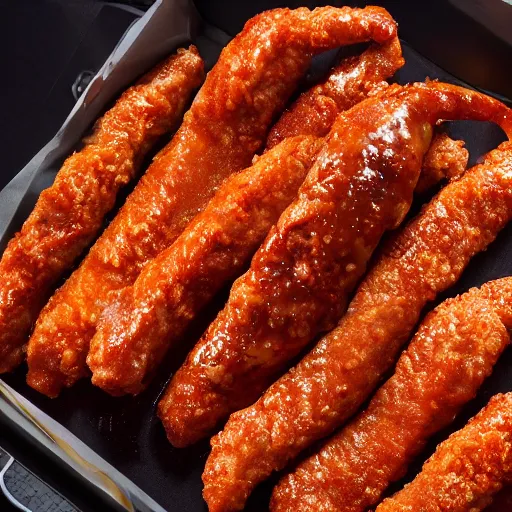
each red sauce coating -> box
[265,36,404,149]
[272,277,512,512]
[86,131,464,397]
[87,135,323,395]
[162,82,512,460]
[376,393,512,511]
[0,47,204,373]
[25,5,398,397]
[86,36,407,397]
[201,139,512,512]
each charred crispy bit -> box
[87,136,324,396]
[376,393,512,512]
[201,140,512,512]
[25,5,399,397]
[272,277,512,512]
[0,47,204,374]
[160,82,512,460]
[265,36,404,149]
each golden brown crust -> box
[87,136,323,395]
[272,277,512,512]
[376,393,512,512]
[24,5,399,397]
[0,47,204,374]
[200,140,512,512]
[265,37,404,149]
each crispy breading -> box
[272,277,512,512]
[25,5,398,397]
[376,393,512,511]
[87,136,323,395]
[86,130,465,397]
[265,37,404,149]
[201,139,512,512]
[86,37,408,396]
[162,83,512,461]
[415,131,467,194]
[0,46,204,373]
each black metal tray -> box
[1,1,512,511]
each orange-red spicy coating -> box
[161,82,512,457]
[0,47,204,374]
[25,5,398,397]
[87,136,323,395]
[201,140,512,512]
[86,38,406,397]
[265,36,404,149]
[87,132,464,398]
[272,277,512,512]
[376,393,512,512]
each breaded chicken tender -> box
[202,139,512,512]
[87,37,409,396]
[376,393,512,512]
[0,46,204,373]
[26,5,398,397]
[272,277,512,512]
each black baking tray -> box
[1,1,512,511]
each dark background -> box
[1,1,512,511]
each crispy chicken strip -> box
[272,277,512,512]
[161,82,512,456]
[25,5,398,397]
[376,392,512,512]
[265,37,403,149]
[87,39,407,396]
[87,136,323,395]
[201,140,512,512]
[87,130,465,397]
[0,47,204,374]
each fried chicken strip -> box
[272,277,512,512]
[160,82,512,457]
[265,37,403,149]
[87,129,464,397]
[376,393,512,511]
[25,5,398,397]
[87,136,323,395]
[201,140,512,512]
[0,47,204,373]
[87,39,407,397]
